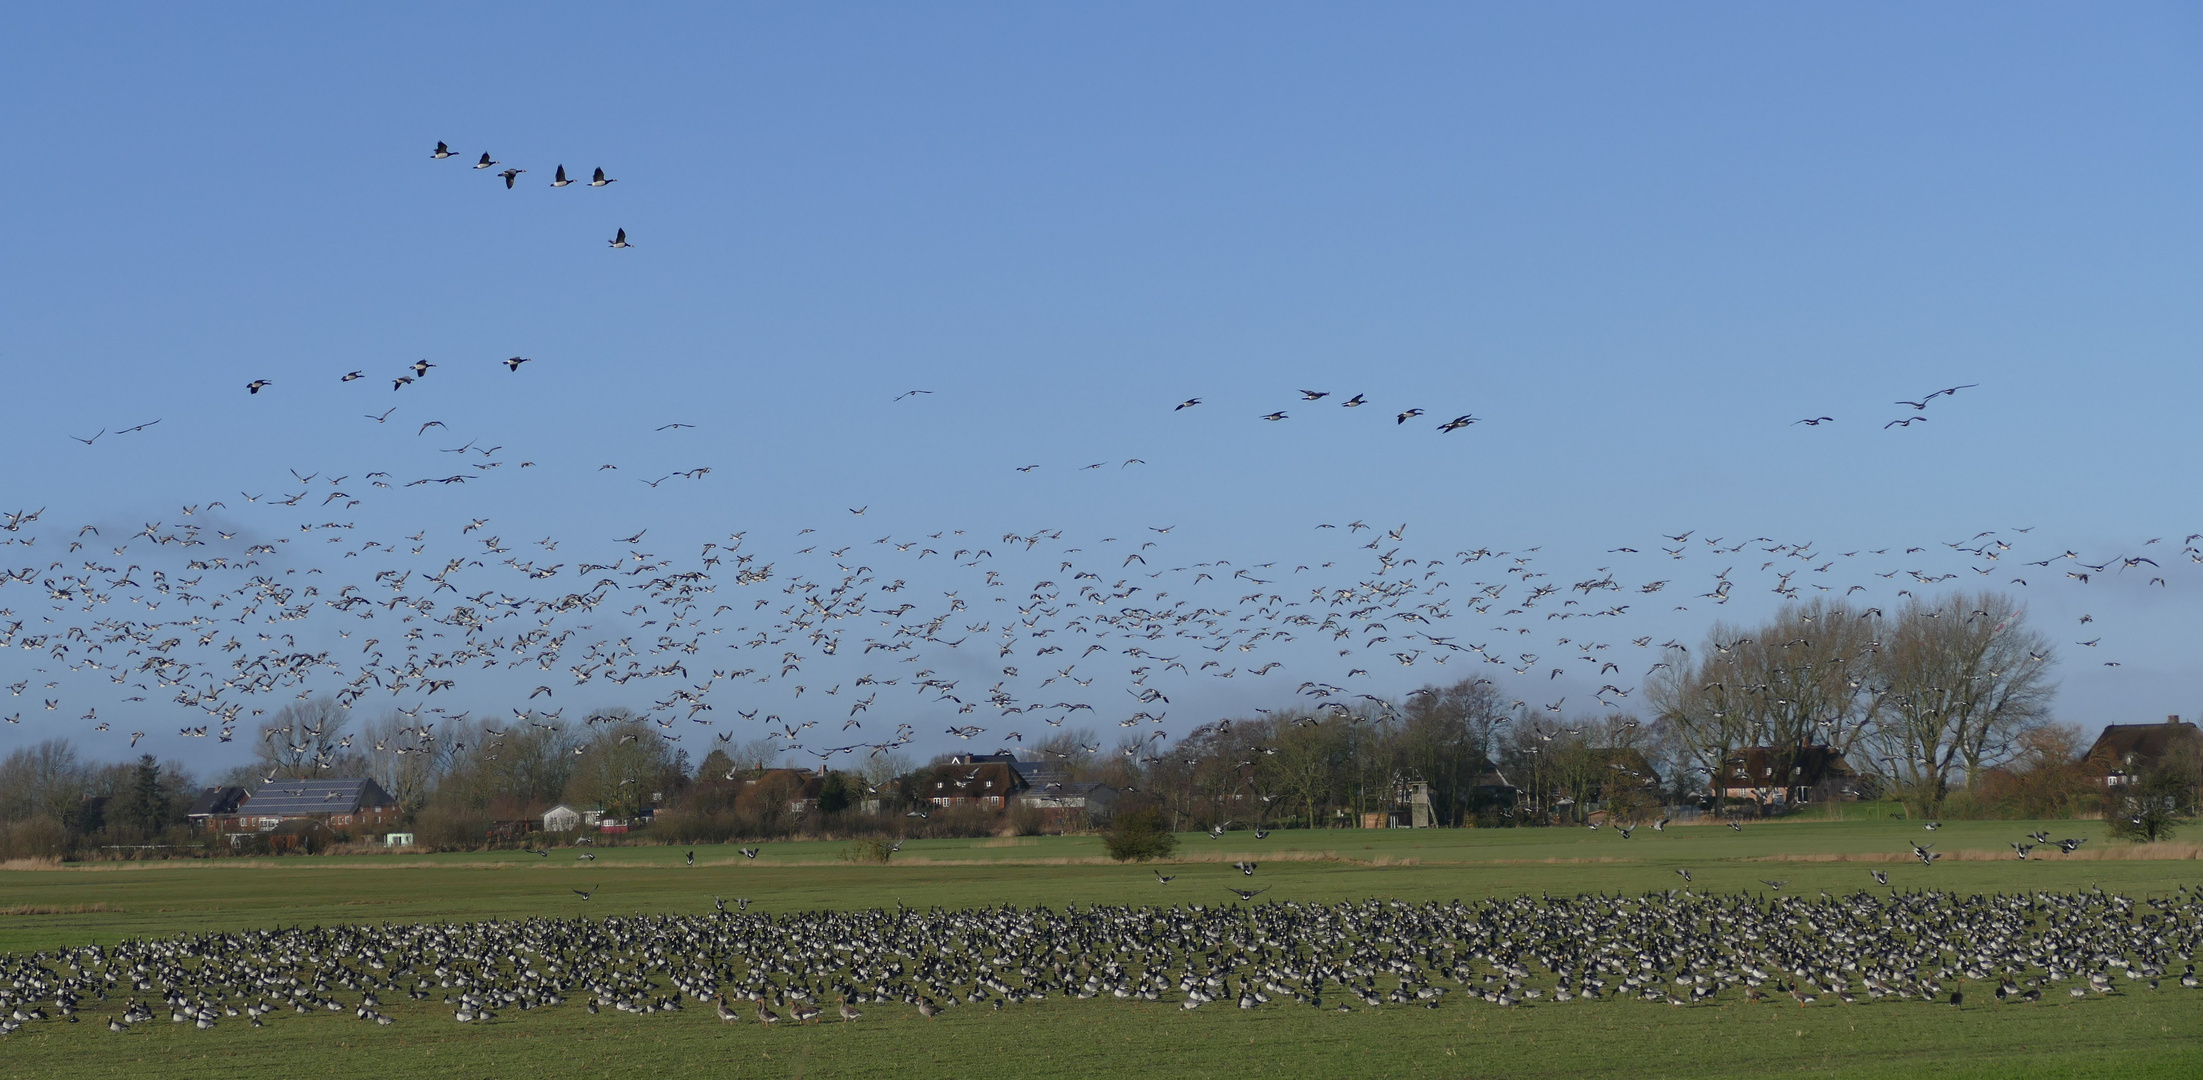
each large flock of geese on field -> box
[0,887,2195,1036]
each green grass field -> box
[3,819,2198,1079]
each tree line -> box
[3,591,2194,857]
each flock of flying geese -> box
[1794,383,1980,429]
[0,885,2192,1038]
[431,141,621,191]
[2,417,2194,782]
[1171,389,1478,434]
[17,145,2182,782]
[429,140,633,250]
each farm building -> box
[542,804,606,832]
[1713,746,1859,806]
[211,778,399,832]
[183,785,249,831]
[2082,716,2202,787]
[1017,779,1118,822]
[1002,756,1068,789]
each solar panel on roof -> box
[240,778,385,815]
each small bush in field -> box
[1102,808,1178,862]
[840,838,894,864]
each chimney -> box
[2172,715,2183,725]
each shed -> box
[543,804,604,832]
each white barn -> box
[542,804,604,832]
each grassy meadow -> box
[2,818,2199,1079]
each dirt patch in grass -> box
[0,903,111,915]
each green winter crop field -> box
[2,819,2198,1080]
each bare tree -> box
[1863,592,2054,817]
[1646,642,1754,812]
[860,748,911,790]
[563,716,680,818]
[0,738,92,824]
[253,698,361,778]
[1394,677,1508,825]
[1267,715,1347,828]
[1033,728,1100,779]
[359,710,459,812]
[1648,599,1883,812]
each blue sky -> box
[2,4,2200,772]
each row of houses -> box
[1460,718,2201,821]
[174,718,2200,839]
[923,754,1120,818]
[1704,717,2202,805]
[534,755,1123,833]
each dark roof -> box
[928,761,1025,798]
[2082,719,2201,776]
[1009,760,1069,787]
[1022,779,1113,798]
[1719,747,1855,787]
[185,786,248,817]
[1589,747,1660,786]
[241,778,394,817]
[743,769,825,798]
